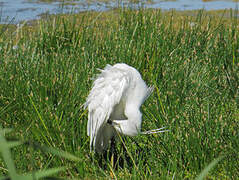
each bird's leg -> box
[97,150,107,169]
[110,136,116,154]
[110,136,118,169]
[120,136,132,168]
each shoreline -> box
[0,0,238,24]
[0,7,238,27]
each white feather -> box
[84,63,166,153]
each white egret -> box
[84,63,166,153]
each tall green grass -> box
[0,126,80,180]
[0,8,238,179]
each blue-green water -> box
[0,0,238,24]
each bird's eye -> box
[107,119,113,125]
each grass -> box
[0,7,238,179]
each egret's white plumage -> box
[84,63,165,153]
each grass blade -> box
[0,127,18,180]
[23,167,66,180]
[196,156,225,180]
[27,141,80,162]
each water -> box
[0,0,238,24]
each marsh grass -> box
[0,8,238,179]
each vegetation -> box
[0,8,238,179]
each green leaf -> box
[0,129,18,180]
[28,142,80,162]
[196,156,225,180]
[0,128,13,135]
[40,145,81,162]
[0,176,9,180]
[18,167,66,180]
[6,141,23,149]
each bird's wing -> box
[84,64,131,152]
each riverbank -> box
[0,8,238,179]
[0,0,239,24]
